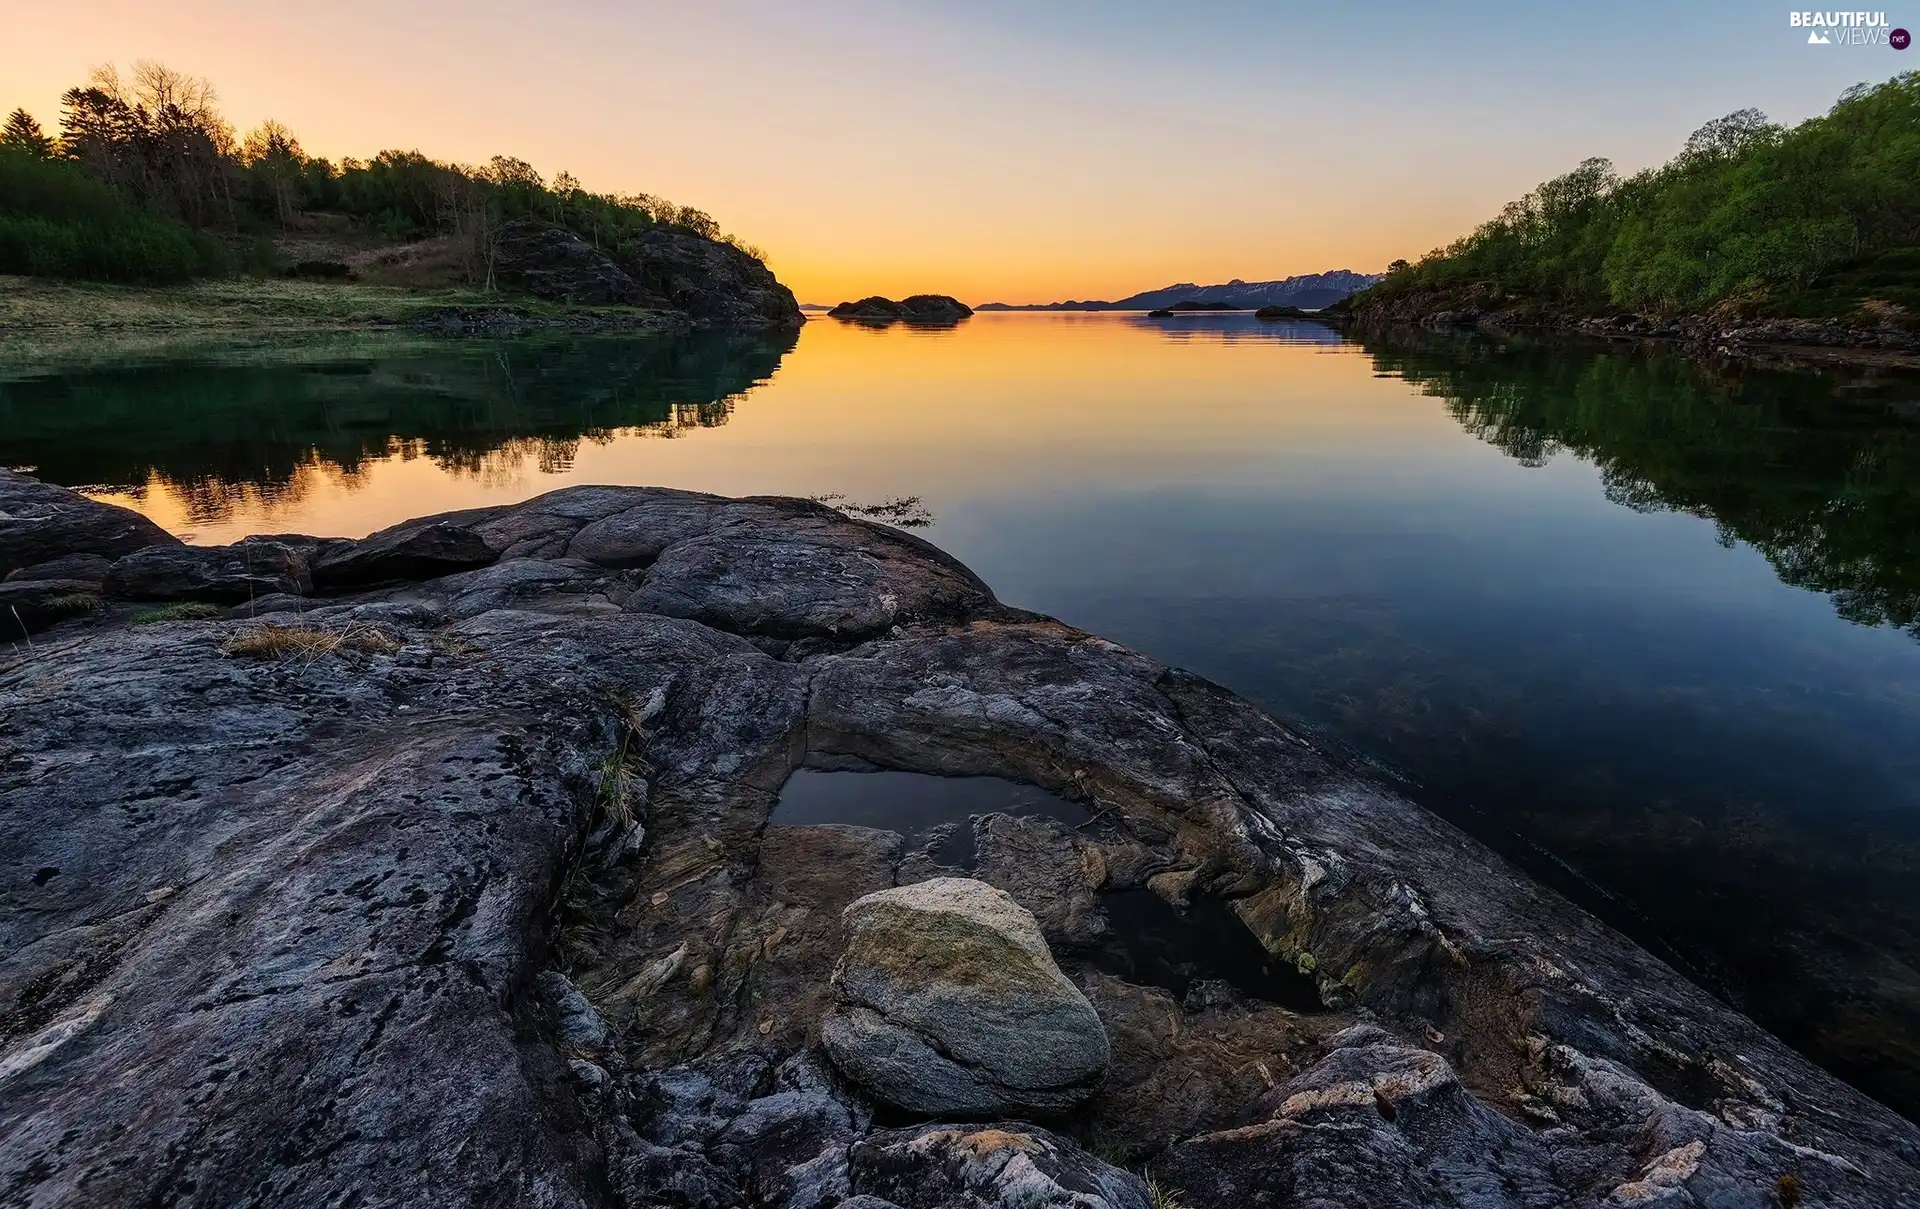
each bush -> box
[0,149,234,282]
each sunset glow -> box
[3,0,1903,303]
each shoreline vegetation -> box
[0,61,792,338]
[1334,73,1920,366]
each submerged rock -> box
[822,878,1110,1116]
[1,473,1917,1209]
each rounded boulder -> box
[821,877,1109,1116]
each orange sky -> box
[1,1,1902,304]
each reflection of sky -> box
[2,2,1903,303]
[61,310,1920,1108]
[83,316,1920,835]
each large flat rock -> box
[1,475,1916,1209]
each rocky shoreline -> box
[3,469,1918,1208]
[1333,287,1920,369]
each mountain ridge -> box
[977,268,1383,312]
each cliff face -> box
[1,475,1916,1208]
[491,219,805,328]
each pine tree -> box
[0,108,55,157]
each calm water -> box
[6,313,1919,1115]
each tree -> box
[59,62,237,228]
[242,119,306,226]
[0,109,55,157]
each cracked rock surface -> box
[1,475,1917,1209]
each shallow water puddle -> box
[769,768,1323,1010]
[770,768,1090,864]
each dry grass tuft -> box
[1146,1178,1190,1209]
[133,601,224,625]
[221,622,403,661]
[594,735,638,829]
[43,592,104,615]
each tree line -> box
[1360,73,1920,317]
[0,61,761,284]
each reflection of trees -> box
[0,330,791,527]
[1362,330,1920,638]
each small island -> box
[1253,304,1309,319]
[1145,299,1244,317]
[828,294,974,325]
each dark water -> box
[5,313,1918,1115]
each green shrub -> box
[0,149,234,283]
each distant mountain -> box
[977,270,1383,312]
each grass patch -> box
[41,592,103,615]
[0,273,669,340]
[220,622,402,660]
[1766,247,1920,324]
[132,601,224,624]
[594,741,638,829]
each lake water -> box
[6,312,1919,1116]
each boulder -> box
[104,542,311,603]
[4,554,113,585]
[0,469,178,579]
[312,518,499,587]
[622,228,805,328]
[627,513,992,642]
[821,878,1110,1116]
[491,220,647,306]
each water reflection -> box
[0,328,795,531]
[7,313,1920,1115]
[1124,313,1348,345]
[1362,328,1920,637]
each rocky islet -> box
[0,472,1917,1206]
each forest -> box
[0,61,757,284]
[1356,73,1920,319]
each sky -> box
[1,1,1912,303]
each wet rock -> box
[847,1124,1150,1209]
[103,542,311,603]
[312,516,500,587]
[0,468,178,578]
[822,878,1110,1116]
